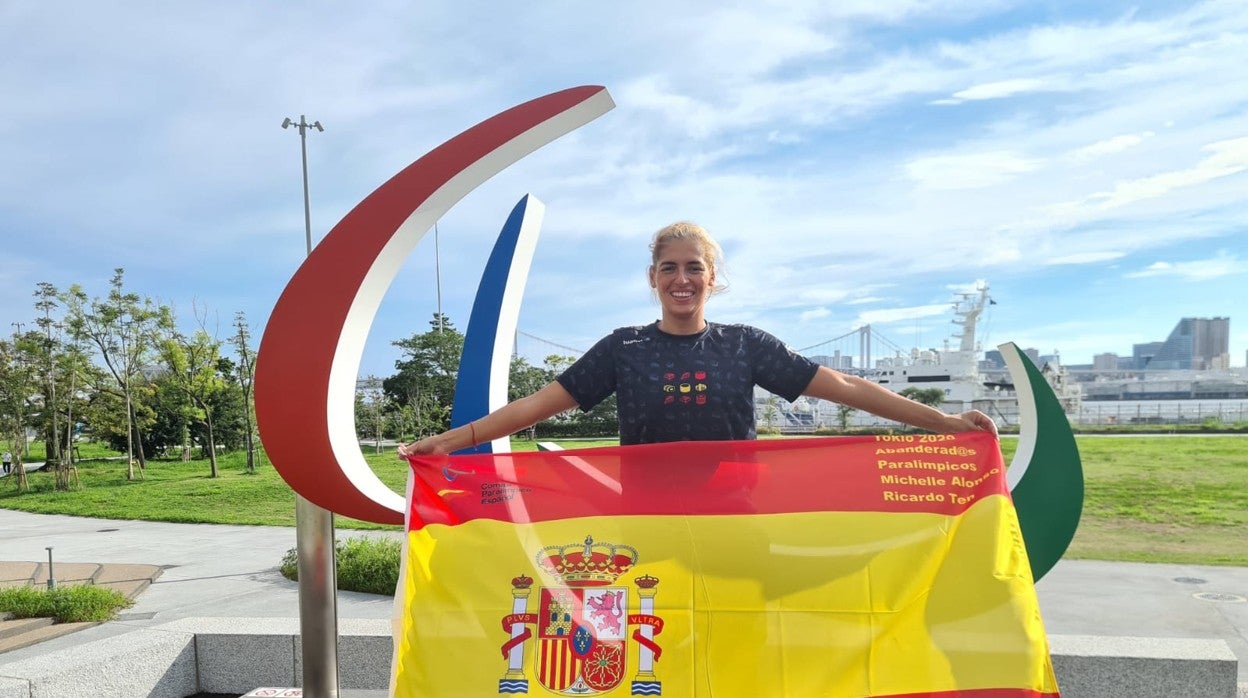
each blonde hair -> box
[649,221,728,294]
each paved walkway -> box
[0,510,399,664]
[0,509,1245,687]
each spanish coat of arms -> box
[499,536,664,696]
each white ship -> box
[757,284,1081,430]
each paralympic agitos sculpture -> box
[253,86,1081,581]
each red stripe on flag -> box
[408,433,1005,529]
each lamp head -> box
[281,117,293,129]
[313,121,324,132]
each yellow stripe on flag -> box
[394,493,1057,696]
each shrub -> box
[281,536,402,596]
[0,585,133,623]
[0,587,54,618]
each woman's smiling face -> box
[649,238,715,331]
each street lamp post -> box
[281,114,340,697]
[281,115,324,256]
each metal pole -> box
[295,495,338,696]
[45,547,55,590]
[299,115,314,257]
[284,113,339,697]
[435,222,443,333]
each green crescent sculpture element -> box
[999,342,1084,581]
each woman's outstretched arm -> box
[801,366,997,435]
[397,381,580,456]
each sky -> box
[3,0,1246,379]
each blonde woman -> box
[399,222,995,456]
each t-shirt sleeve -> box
[748,327,820,402]
[555,333,617,412]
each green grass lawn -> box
[1000,436,1248,566]
[3,436,1245,566]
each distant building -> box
[979,348,1036,369]
[1145,317,1230,370]
[1132,341,1164,370]
[1093,353,1119,371]
[981,350,1005,370]
[810,352,853,370]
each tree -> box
[507,356,554,440]
[355,377,388,453]
[33,283,63,480]
[0,338,34,492]
[58,329,93,469]
[157,309,227,477]
[195,366,247,453]
[31,282,88,490]
[384,313,464,436]
[229,312,258,473]
[836,404,857,431]
[761,395,779,433]
[144,375,195,458]
[507,355,550,400]
[531,354,617,438]
[899,387,947,408]
[64,269,162,480]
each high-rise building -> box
[810,351,853,370]
[1093,353,1119,370]
[1144,317,1230,370]
[982,349,1005,370]
[1132,341,1164,370]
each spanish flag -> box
[395,432,1059,697]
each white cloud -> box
[4,0,1248,376]
[1050,136,1248,216]
[1125,253,1245,281]
[948,78,1048,102]
[905,152,1045,190]
[800,307,832,322]
[1046,251,1127,265]
[1070,132,1155,161]
[856,304,953,326]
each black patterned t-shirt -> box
[556,322,819,445]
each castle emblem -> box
[499,536,665,695]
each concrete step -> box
[0,561,39,589]
[93,563,164,601]
[91,563,163,588]
[0,619,95,654]
[27,562,101,587]
[0,616,54,641]
[0,561,165,655]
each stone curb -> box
[0,620,1239,697]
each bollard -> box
[46,547,56,590]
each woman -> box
[398,221,996,456]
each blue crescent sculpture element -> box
[450,194,546,455]
[1000,341,1085,581]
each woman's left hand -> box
[948,409,998,436]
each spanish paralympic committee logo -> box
[499,536,665,696]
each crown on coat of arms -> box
[634,574,659,589]
[536,535,638,587]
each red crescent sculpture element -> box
[255,86,615,525]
